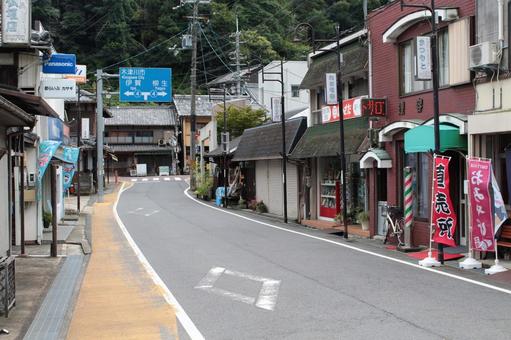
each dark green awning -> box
[404,124,467,153]
[290,117,369,159]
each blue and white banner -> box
[492,168,508,237]
[38,140,61,182]
[61,147,80,191]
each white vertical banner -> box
[81,118,90,140]
[325,73,338,105]
[271,97,282,122]
[415,36,432,80]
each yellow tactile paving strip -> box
[67,186,178,340]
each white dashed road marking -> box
[195,267,281,311]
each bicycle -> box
[383,205,405,247]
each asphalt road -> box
[117,180,511,340]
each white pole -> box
[460,155,482,269]
[419,154,441,267]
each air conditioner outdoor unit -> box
[469,42,499,70]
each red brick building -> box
[363,1,475,246]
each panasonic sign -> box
[42,53,77,74]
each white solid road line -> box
[184,187,511,297]
[115,183,205,340]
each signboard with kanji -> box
[1,0,31,46]
[119,67,172,103]
[467,158,494,251]
[432,155,457,247]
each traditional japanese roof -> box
[207,66,262,87]
[300,43,368,90]
[290,117,369,159]
[105,106,176,126]
[173,95,223,117]
[0,95,36,127]
[232,117,307,161]
[109,144,175,153]
[206,136,242,158]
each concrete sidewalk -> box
[66,185,179,339]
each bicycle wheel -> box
[395,218,405,246]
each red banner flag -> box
[432,155,457,247]
[467,158,495,251]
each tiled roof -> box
[173,95,223,117]
[105,106,176,126]
[232,118,307,161]
[109,144,174,153]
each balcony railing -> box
[105,136,155,144]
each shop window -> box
[406,153,431,219]
[399,30,449,95]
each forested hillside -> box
[32,0,389,92]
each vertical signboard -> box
[271,97,281,122]
[432,155,457,247]
[81,118,90,140]
[415,36,432,80]
[467,158,495,251]
[325,73,338,105]
[1,0,31,46]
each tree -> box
[217,105,268,139]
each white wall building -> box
[257,61,310,120]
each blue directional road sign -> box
[119,67,172,103]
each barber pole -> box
[404,167,413,229]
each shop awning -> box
[290,117,369,159]
[0,87,59,118]
[404,124,467,154]
[360,148,392,169]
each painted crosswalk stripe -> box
[131,179,137,182]
[153,178,160,181]
[164,178,171,181]
[175,177,182,181]
[142,178,149,182]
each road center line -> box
[116,183,205,340]
[183,187,511,296]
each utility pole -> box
[400,0,443,263]
[77,86,81,212]
[223,86,228,208]
[96,69,104,203]
[189,0,199,191]
[235,16,242,96]
[262,60,288,223]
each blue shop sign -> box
[43,53,76,74]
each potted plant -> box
[357,211,370,231]
[43,211,52,229]
[255,201,268,213]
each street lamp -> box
[400,0,443,264]
[294,23,350,239]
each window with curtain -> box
[399,30,449,95]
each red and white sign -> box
[432,155,457,247]
[467,158,495,251]
[322,96,365,124]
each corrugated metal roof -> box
[105,106,176,126]
[109,144,174,153]
[300,43,368,90]
[290,117,369,159]
[232,118,307,161]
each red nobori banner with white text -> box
[467,158,495,251]
[432,155,457,247]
